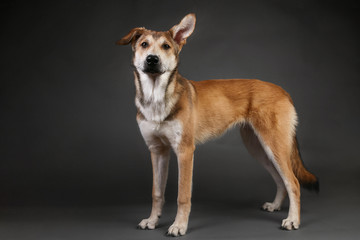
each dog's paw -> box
[261,202,281,212]
[137,217,158,230]
[167,222,187,237]
[281,217,299,230]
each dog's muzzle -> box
[144,55,161,74]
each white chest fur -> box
[135,71,177,122]
[138,119,183,152]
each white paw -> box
[167,222,188,237]
[262,202,281,212]
[281,217,300,230]
[137,217,158,230]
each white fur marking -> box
[135,71,177,122]
[138,119,183,151]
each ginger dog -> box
[117,13,318,236]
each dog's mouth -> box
[144,68,161,74]
[143,65,163,75]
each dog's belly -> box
[137,119,183,151]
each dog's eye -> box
[141,42,148,48]
[162,43,170,50]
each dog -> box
[117,13,318,236]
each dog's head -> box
[117,14,196,75]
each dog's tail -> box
[291,136,319,192]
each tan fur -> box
[117,13,318,236]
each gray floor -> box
[1,138,359,240]
[0,189,359,240]
[1,145,360,240]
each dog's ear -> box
[116,27,145,46]
[169,13,196,48]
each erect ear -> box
[169,13,196,48]
[116,27,145,46]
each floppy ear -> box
[116,27,145,45]
[169,13,196,48]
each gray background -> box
[1,0,360,239]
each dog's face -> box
[133,31,178,74]
[117,14,196,76]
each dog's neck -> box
[134,68,182,123]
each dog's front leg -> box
[138,148,170,230]
[167,146,194,236]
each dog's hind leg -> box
[138,146,170,230]
[240,124,287,212]
[248,114,301,230]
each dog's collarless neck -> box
[134,69,182,122]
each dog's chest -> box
[135,72,177,122]
[137,101,169,123]
[138,119,183,150]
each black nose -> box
[146,55,159,65]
